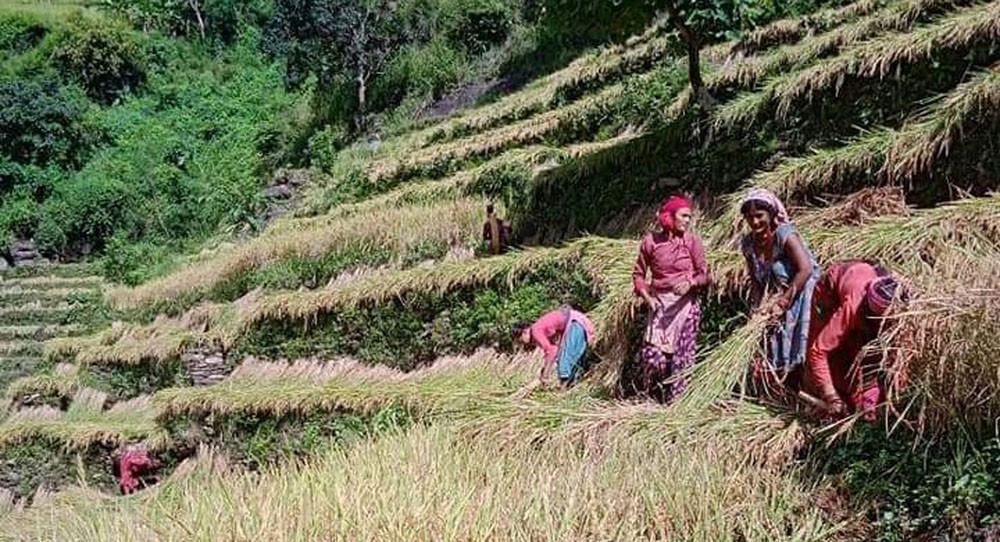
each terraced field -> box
[3,1,1000,540]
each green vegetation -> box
[4,1,1000,540]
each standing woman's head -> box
[659,195,693,235]
[740,189,789,236]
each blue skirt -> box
[557,321,588,383]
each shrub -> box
[0,79,96,168]
[377,37,467,107]
[49,15,146,105]
[0,12,47,54]
[817,426,1000,542]
[442,0,514,54]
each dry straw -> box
[712,1,1000,128]
[707,64,1000,245]
[106,198,487,311]
[0,393,166,450]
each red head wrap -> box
[658,195,692,233]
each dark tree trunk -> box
[663,2,714,110]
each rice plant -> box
[0,419,836,542]
[106,198,487,311]
[712,1,1000,129]
[727,0,884,56]
[0,394,164,450]
[707,64,1000,245]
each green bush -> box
[0,78,97,168]
[377,37,467,107]
[50,15,146,105]
[0,12,48,54]
[442,0,514,54]
[816,426,1000,542]
[103,0,273,43]
[16,34,294,258]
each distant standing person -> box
[633,195,711,403]
[512,305,596,386]
[483,203,512,255]
[740,188,820,378]
[805,260,909,420]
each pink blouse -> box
[632,231,711,295]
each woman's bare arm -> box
[781,233,813,306]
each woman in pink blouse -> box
[633,195,712,403]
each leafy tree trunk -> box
[662,1,714,110]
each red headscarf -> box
[658,195,692,233]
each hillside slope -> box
[3,1,1000,540]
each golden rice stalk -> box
[0,324,83,341]
[710,0,951,92]
[421,35,679,145]
[0,340,43,356]
[0,391,165,450]
[155,349,538,420]
[292,146,562,225]
[366,82,629,184]
[726,0,883,57]
[712,193,1000,295]
[883,64,1000,180]
[708,66,1000,245]
[715,1,1000,127]
[795,186,910,228]
[243,242,587,326]
[0,419,834,541]
[4,363,80,407]
[106,198,486,311]
[0,275,102,291]
[57,242,594,367]
[66,388,107,418]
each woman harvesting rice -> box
[805,260,909,420]
[633,195,712,403]
[740,189,820,379]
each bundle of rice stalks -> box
[46,302,231,367]
[710,193,1000,294]
[106,198,487,311]
[795,186,910,228]
[57,241,598,367]
[709,0,955,92]
[366,82,632,184]
[294,145,561,223]
[244,242,588,325]
[708,65,1000,244]
[0,420,835,542]
[155,349,537,421]
[883,63,1000,181]
[713,1,1000,128]
[898,281,1000,433]
[0,394,165,450]
[727,0,883,57]
[3,363,80,410]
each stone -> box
[263,184,293,199]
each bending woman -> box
[740,189,820,374]
[633,195,711,403]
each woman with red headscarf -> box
[632,195,712,402]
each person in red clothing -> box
[632,195,711,403]
[805,260,909,420]
[512,306,597,386]
[117,444,158,494]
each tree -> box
[265,0,401,132]
[660,1,714,110]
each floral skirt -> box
[642,295,701,404]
